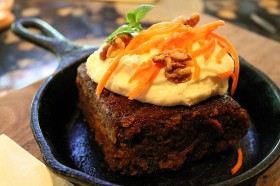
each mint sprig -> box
[105,4,154,42]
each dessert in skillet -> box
[76,5,250,176]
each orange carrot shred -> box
[192,59,200,80]
[186,37,194,53]
[128,36,165,55]
[128,60,153,83]
[147,22,177,31]
[231,148,243,175]
[216,47,229,63]
[211,32,239,95]
[217,71,234,78]
[204,39,216,61]
[209,118,222,128]
[125,35,146,51]
[191,38,215,58]
[217,39,226,48]
[96,54,123,97]
[143,22,182,36]
[190,20,225,34]
[209,118,223,132]
[126,23,182,52]
[198,40,207,46]
[128,63,162,100]
[159,28,191,50]
[160,34,177,50]
[181,32,207,52]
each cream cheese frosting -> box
[86,42,234,106]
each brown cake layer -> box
[76,63,250,176]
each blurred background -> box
[0,0,279,96]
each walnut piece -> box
[152,49,192,83]
[185,13,200,27]
[171,13,200,27]
[99,34,132,60]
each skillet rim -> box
[31,73,119,186]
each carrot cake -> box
[76,5,250,176]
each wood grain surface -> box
[0,14,279,185]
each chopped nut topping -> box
[185,13,200,27]
[152,49,192,83]
[99,43,110,61]
[171,13,200,27]
[99,34,133,60]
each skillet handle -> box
[11,18,98,71]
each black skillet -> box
[11,18,280,186]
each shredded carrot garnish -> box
[96,54,123,96]
[128,59,153,83]
[231,148,243,175]
[128,36,165,55]
[160,31,191,50]
[127,63,162,100]
[147,22,178,31]
[209,118,222,128]
[124,35,147,51]
[190,20,225,34]
[182,32,206,52]
[159,34,177,50]
[217,71,234,78]
[97,22,187,96]
[198,40,207,46]
[217,39,226,48]
[209,118,223,132]
[192,59,200,80]
[189,32,206,44]
[204,38,216,61]
[96,16,239,99]
[191,38,215,58]
[210,32,239,95]
[142,22,181,36]
[216,47,229,63]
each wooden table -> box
[0,14,279,186]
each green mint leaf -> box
[105,25,133,42]
[133,22,143,32]
[126,4,154,23]
[105,4,154,42]
[126,12,136,26]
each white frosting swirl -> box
[86,42,234,106]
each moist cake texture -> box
[76,63,250,176]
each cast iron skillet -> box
[12,18,280,186]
